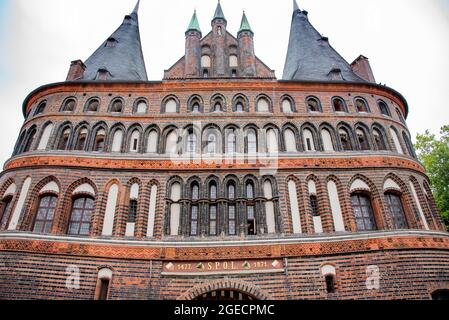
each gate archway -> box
[177,279,272,301]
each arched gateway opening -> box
[178,280,271,301]
[194,289,257,301]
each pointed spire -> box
[212,0,226,22]
[187,10,201,33]
[81,6,148,81]
[132,0,140,14]
[293,0,300,12]
[239,11,253,33]
[282,6,365,82]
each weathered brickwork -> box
[1,2,448,300]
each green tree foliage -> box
[415,125,449,230]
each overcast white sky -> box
[0,0,448,167]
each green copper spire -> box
[187,10,201,33]
[212,0,226,22]
[239,11,252,33]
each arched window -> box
[187,131,197,154]
[282,99,294,113]
[192,102,200,113]
[432,289,449,300]
[284,129,297,152]
[226,130,237,154]
[164,99,177,113]
[246,181,256,236]
[33,195,57,233]
[390,128,404,154]
[105,37,117,47]
[57,128,71,150]
[235,102,244,112]
[321,265,337,294]
[339,128,353,151]
[378,100,390,116]
[310,195,319,217]
[266,129,278,153]
[86,99,100,112]
[306,97,321,113]
[396,108,406,124]
[351,193,377,231]
[147,130,158,153]
[257,98,270,113]
[355,98,369,113]
[288,180,302,234]
[373,128,387,151]
[303,129,316,152]
[165,130,178,154]
[169,182,182,236]
[190,182,200,236]
[62,98,76,112]
[402,132,416,158]
[247,129,258,153]
[37,123,54,151]
[0,196,13,230]
[207,134,218,154]
[93,129,106,152]
[68,196,94,236]
[75,128,88,151]
[136,100,147,114]
[356,128,370,151]
[95,269,112,300]
[321,128,334,152]
[129,130,140,153]
[332,97,347,113]
[35,102,47,115]
[385,192,408,229]
[263,180,276,234]
[111,129,123,153]
[126,183,139,237]
[228,182,237,236]
[212,102,222,113]
[209,182,218,236]
[23,128,37,153]
[110,99,123,113]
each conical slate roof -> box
[187,10,201,33]
[283,4,365,82]
[81,1,148,81]
[239,11,252,33]
[212,0,226,21]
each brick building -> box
[0,1,448,300]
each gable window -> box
[378,100,390,116]
[68,197,94,236]
[306,97,321,113]
[351,193,377,231]
[62,99,76,112]
[33,195,57,234]
[385,192,408,229]
[355,98,369,113]
[229,55,238,68]
[332,97,347,113]
[105,37,117,48]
